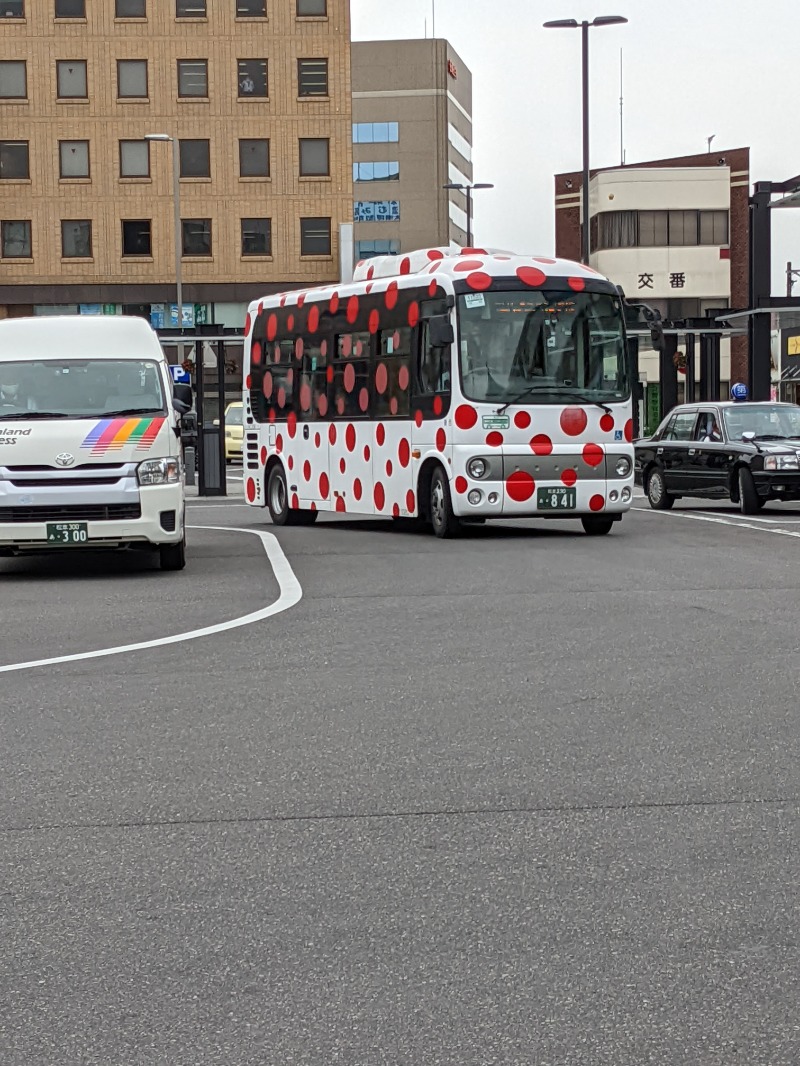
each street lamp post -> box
[145,134,182,327]
[442,182,494,247]
[543,16,628,265]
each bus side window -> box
[417,320,451,400]
[296,335,330,420]
[333,331,371,418]
[374,326,412,418]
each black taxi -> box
[635,398,800,513]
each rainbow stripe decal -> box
[81,417,166,455]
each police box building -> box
[555,148,751,433]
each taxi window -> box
[693,411,722,441]
[663,411,697,441]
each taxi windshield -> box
[723,404,800,440]
[0,359,167,420]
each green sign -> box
[482,415,510,430]
[645,384,661,436]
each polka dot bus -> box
[241,247,635,537]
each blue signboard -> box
[169,365,191,385]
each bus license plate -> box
[46,522,89,545]
[537,487,576,511]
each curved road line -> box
[0,525,301,675]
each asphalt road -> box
[2,496,800,1065]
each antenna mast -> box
[619,48,625,165]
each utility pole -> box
[787,261,800,298]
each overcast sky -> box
[351,0,800,297]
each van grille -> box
[0,504,142,523]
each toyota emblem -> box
[55,453,75,467]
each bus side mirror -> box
[428,315,454,348]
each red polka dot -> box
[295,337,304,359]
[287,314,294,332]
[560,407,588,436]
[317,393,328,417]
[516,266,546,287]
[290,492,299,510]
[297,293,305,308]
[385,281,399,310]
[328,424,337,445]
[389,397,398,415]
[244,312,252,337]
[277,387,286,408]
[462,247,488,255]
[427,249,444,261]
[287,455,294,471]
[310,501,317,512]
[339,457,346,474]
[561,468,577,487]
[260,446,267,465]
[392,503,400,517]
[303,460,311,481]
[600,413,614,433]
[624,419,633,443]
[455,476,468,494]
[343,363,355,392]
[369,309,380,334]
[374,482,385,510]
[366,265,374,281]
[273,344,281,363]
[506,470,535,502]
[399,257,411,275]
[514,411,531,429]
[251,341,262,365]
[406,490,416,512]
[436,428,446,451]
[530,434,553,455]
[486,431,503,447]
[267,314,277,341]
[246,477,256,503]
[433,395,443,416]
[582,443,604,467]
[329,292,340,314]
[268,408,276,423]
[245,374,252,390]
[319,472,330,499]
[363,444,371,461]
[279,294,287,307]
[428,280,438,297]
[398,365,409,390]
[568,276,586,292]
[590,494,605,512]
[335,496,346,513]
[414,409,423,427]
[454,259,485,272]
[353,478,363,501]
[359,388,369,411]
[466,272,492,292]
[346,295,359,324]
[345,423,356,452]
[408,301,419,327]
[287,411,297,438]
[314,431,321,448]
[326,364,334,382]
[398,438,410,467]
[376,423,385,446]
[307,305,320,333]
[262,371,273,398]
[454,404,478,430]
[275,433,283,453]
[375,362,388,394]
[534,257,557,265]
[386,459,393,476]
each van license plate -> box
[537,487,576,511]
[46,522,89,545]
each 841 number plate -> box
[537,487,576,511]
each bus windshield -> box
[457,290,629,405]
[0,359,167,420]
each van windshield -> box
[0,359,167,420]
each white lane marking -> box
[0,526,301,675]
[639,508,800,539]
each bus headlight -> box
[468,489,483,505]
[138,457,180,485]
[615,456,632,477]
[468,457,487,479]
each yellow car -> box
[224,401,243,463]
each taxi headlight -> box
[615,456,632,477]
[764,455,798,471]
[137,457,181,485]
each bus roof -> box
[247,247,614,316]
[0,315,164,361]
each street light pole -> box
[145,134,182,327]
[544,15,628,265]
[442,181,494,248]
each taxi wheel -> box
[647,466,674,510]
[737,467,763,514]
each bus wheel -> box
[267,465,291,526]
[430,466,461,539]
[581,516,615,536]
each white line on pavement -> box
[639,508,800,539]
[0,526,301,675]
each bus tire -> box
[581,516,614,536]
[267,464,292,526]
[429,465,461,539]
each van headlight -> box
[615,456,632,477]
[138,457,181,485]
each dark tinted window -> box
[122,219,152,256]
[0,141,29,180]
[179,139,210,178]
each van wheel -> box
[430,466,461,538]
[160,537,186,571]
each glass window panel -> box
[59,140,89,178]
[0,62,26,98]
[238,59,268,97]
[333,332,370,418]
[61,219,92,258]
[241,218,271,256]
[353,201,400,223]
[699,209,729,245]
[299,138,329,176]
[297,0,326,13]
[300,217,331,255]
[374,326,412,418]
[239,138,269,177]
[57,60,87,98]
[176,0,205,14]
[122,219,152,256]
[1,1,24,17]
[237,0,266,13]
[638,211,668,246]
[297,58,328,97]
[668,209,698,246]
[120,139,149,177]
[117,59,147,98]
[355,240,400,260]
[0,141,29,180]
[55,0,85,15]
[373,123,389,143]
[1,220,31,257]
[116,0,146,16]
[177,60,208,97]
[179,139,210,178]
[182,218,212,256]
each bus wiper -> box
[496,384,613,416]
[0,411,71,420]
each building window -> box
[668,210,698,247]
[116,0,146,15]
[239,138,269,177]
[59,140,90,178]
[598,211,637,249]
[117,59,148,99]
[122,219,152,256]
[176,0,205,15]
[0,141,29,179]
[61,219,92,258]
[182,219,211,256]
[638,210,668,247]
[0,61,27,99]
[237,0,266,14]
[1,2,24,18]
[299,138,329,177]
[352,122,399,144]
[56,61,88,99]
[353,161,399,183]
[1,220,31,257]
[297,58,328,97]
[55,0,85,15]
[241,218,271,256]
[354,201,400,223]
[119,139,149,177]
[179,139,210,178]
[238,59,267,97]
[355,239,400,260]
[177,60,208,97]
[297,0,326,12]
[699,210,729,246]
[300,217,331,255]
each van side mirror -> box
[172,382,192,415]
[428,315,454,348]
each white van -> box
[0,315,190,570]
